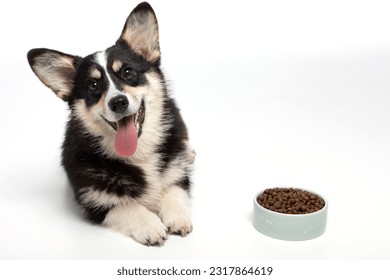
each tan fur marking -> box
[73,93,109,138]
[112,60,123,72]
[32,54,76,100]
[90,68,102,79]
[122,84,139,97]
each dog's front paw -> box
[130,212,168,246]
[103,204,168,246]
[163,212,193,236]
[160,187,193,237]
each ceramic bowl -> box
[253,188,328,241]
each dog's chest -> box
[129,154,187,212]
[124,155,165,211]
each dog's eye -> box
[121,67,137,80]
[87,80,101,99]
[88,80,98,91]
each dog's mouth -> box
[102,100,145,133]
[101,100,145,157]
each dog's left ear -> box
[119,2,160,63]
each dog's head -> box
[28,2,163,158]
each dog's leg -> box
[159,186,193,236]
[103,201,168,246]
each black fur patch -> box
[175,173,191,191]
[62,117,147,218]
[69,55,108,107]
[80,204,111,225]
[157,98,189,171]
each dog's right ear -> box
[27,48,80,101]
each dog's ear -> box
[27,48,79,101]
[119,2,160,63]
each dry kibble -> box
[257,188,325,214]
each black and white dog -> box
[27,2,194,246]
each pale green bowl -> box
[253,189,328,241]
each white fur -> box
[102,201,168,245]
[85,185,192,242]
[80,188,128,208]
[159,186,192,235]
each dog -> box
[27,2,194,246]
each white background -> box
[1,0,390,260]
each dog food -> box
[257,188,325,214]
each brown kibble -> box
[257,188,325,215]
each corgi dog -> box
[27,2,194,246]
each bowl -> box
[253,188,328,241]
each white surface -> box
[1,0,390,259]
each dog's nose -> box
[109,95,129,113]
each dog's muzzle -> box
[102,98,145,137]
[101,96,145,157]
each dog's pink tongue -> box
[114,118,137,157]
